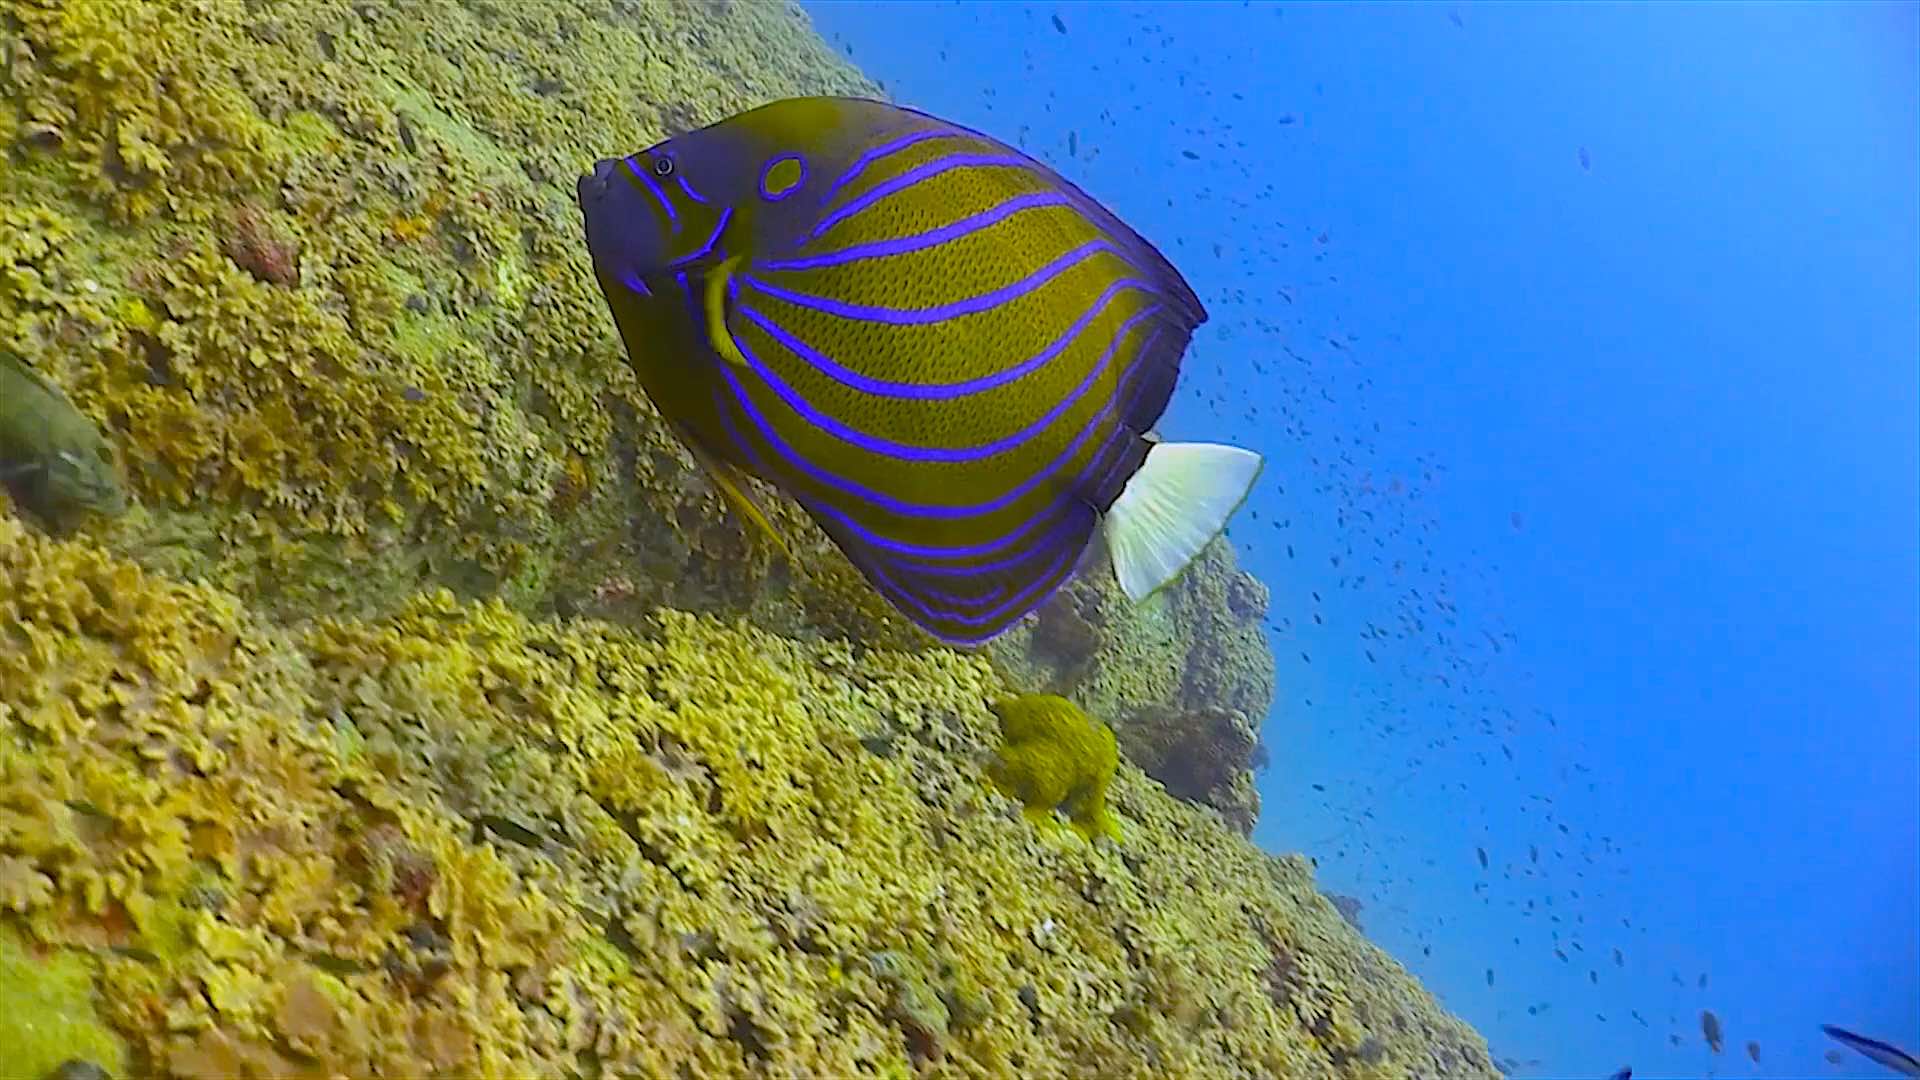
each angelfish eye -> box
[652,157,675,178]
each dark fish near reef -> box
[1823,1025,1920,1076]
[1701,1009,1724,1053]
[578,97,1260,644]
[0,348,127,532]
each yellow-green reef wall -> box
[0,1,1496,1076]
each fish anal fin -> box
[689,441,791,561]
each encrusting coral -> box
[0,516,1495,1079]
[0,0,897,634]
[986,694,1121,843]
[0,0,1274,835]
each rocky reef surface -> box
[0,516,1493,1078]
[0,0,1493,1076]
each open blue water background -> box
[802,3,1919,1076]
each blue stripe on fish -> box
[763,191,1073,272]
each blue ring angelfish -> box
[577,96,1262,645]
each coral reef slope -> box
[0,518,1493,1079]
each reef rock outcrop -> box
[0,517,1493,1079]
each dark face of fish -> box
[579,104,837,301]
[578,136,742,296]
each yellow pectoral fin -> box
[704,255,751,371]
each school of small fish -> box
[821,7,1908,1076]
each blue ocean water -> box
[803,2,1919,1076]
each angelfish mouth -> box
[578,157,620,206]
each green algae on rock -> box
[0,924,129,1080]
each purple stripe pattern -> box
[808,151,1029,243]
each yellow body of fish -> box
[0,348,127,532]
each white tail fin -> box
[1103,442,1262,601]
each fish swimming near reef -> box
[1701,1008,1724,1053]
[1822,1025,1920,1076]
[0,348,127,532]
[578,96,1260,644]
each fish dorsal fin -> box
[704,254,750,370]
[1,349,61,398]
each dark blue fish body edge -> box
[1822,1025,1920,1076]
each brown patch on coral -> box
[1324,891,1365,932]
[274,974,337,1049]
[347,823,437,914]
[1225,568,1269,621]
[222,207,299,286]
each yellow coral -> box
[0,0,899,632]
[987,693,1122,842]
